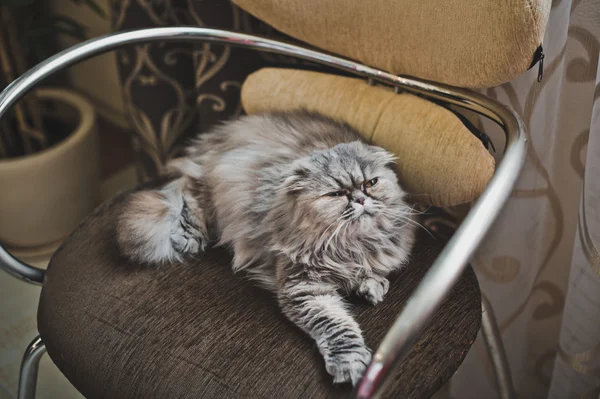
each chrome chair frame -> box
[0,27,526,399]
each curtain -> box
[442,0,600,398]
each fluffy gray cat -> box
[116,110,416,386]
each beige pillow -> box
[241,68,495,207]
[233,0,550,88]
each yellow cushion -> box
[241,68,495,207]
[233,0,551,88]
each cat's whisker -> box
[317,209,354,249]
[379,210,434,238]
[341,218,353,238]
[404,204,431,216]
[316,211,350,251]
[325,218,351,251]
[371,204,423,218]
[370,203,426,217]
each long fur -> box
[116,110,416,386]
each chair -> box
[0,27,527,399]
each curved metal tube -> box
[481,295,516,399]
[0,27,527,398]
[0,245,44,285]
[18,335,47,399]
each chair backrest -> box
[233,1,550,207]
[233,0,551,88]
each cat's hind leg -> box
[116,176,209,265]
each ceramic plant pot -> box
[0,88,100,256]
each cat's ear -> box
[281,164,310,194]
[368,145,397,169]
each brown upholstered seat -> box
[37,191,481,399]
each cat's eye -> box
[364,177,379,188]
[325,191,345,197]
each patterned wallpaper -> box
[110,0,343,181]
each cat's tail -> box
[116,172,207,265]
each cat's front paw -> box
[357,275,389,305]
[325,345,372,386]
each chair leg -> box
[18,335,46,399]
[481,296,516,399]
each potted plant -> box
[0,0,105,259]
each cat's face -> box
[282,141,408,236]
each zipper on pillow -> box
[528,45,545,82]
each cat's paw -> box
[325,345,372,386]
[170,225,202,256]
[357,275,389,305]
[170,207,206,257]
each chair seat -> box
[38,191,481,399]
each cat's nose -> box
[355,196,365,205]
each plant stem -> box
[5,6,45,146]
[0,5,47,156]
